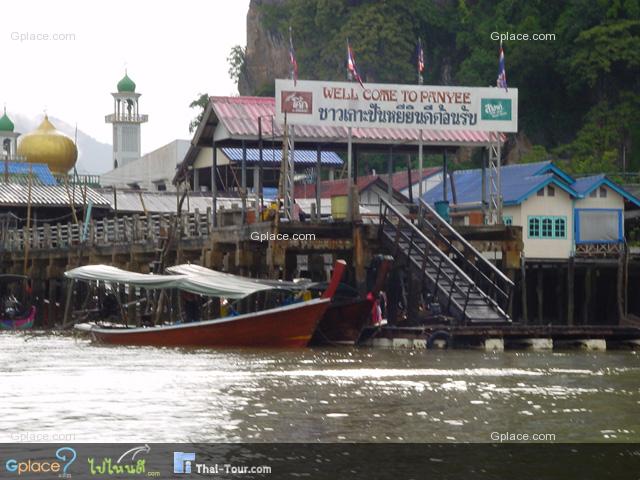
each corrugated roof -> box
[294,174,406,199]
[221,147,343,166]
[210,96,505,146]
[572,174,605,195]
[391,166,441,191]
[0,184,110,208]
[0,162,57,186]
[423,161,579,207]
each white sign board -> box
[275,79,518,133]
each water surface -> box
[1,332,639,442]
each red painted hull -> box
[76,298,330,348]
[310,298,372,346]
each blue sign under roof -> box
[221,147,343,166]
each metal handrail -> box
[381,198,477,287]
[380,198,479,317]
[417,210,509,305]
[418,198,513,284]
[417,198,514,311]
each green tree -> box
[227,45,246,84]
[189,93,209,134]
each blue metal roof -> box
[423,161,579,207]
[573,174,640,207]
[1,162,57,186]
[221,147,343,166]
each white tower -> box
[105,71,148,169]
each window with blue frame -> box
[528,217,540,237]
[503,216,513,225]
[528,216,567,239]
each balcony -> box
[105,113,148,123]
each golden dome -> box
[17,115,78,174]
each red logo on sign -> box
[281,91,313,114]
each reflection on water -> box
[1,332,639,442]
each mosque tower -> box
[0,108,20,160]
[106,71,148,169]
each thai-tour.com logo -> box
[481,98,512,121]
[5,447,76,476]
[173,451,272,475]
[173,452,196,474]
[281,91,313,114]
[87,444,159,476]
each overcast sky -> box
[1,0,249,153]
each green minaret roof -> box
[0,107,14,132]
[117,71,136,93]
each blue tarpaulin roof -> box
[221,147,343,166]
[1,162,57,186]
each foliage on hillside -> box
[249,0,640,175]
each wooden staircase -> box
[379,198,513,324]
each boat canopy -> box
[64,265,184,289]
[64,264,274,299]
[167,264,311,291]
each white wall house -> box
[423,161,640,260]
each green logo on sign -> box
[481,98,512,121]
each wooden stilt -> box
[617,251,625,324]
[556,266,564,325]
[583,267,592,325]
[62,279,74,329]
[567,257,575,326]
[520,256,528,324]
[536,267,544,324]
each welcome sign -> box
[276,79,518,133]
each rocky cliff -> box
[238,0,288,96]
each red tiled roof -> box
[294,175,385,199]
[210,96,505,146]
[390,167,441,191]
[294,167,442,199]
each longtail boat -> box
[69,260,345,348]
[308,255,393,346]
[0,275,35,330]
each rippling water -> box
[1,332,639,443]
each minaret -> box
[0,107,20,160]
[105,71,148,169]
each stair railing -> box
[417,198,513,316]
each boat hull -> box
[310,298,372,346]
[0,307,36,330]
[75,298,330,348]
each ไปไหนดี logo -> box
[174,452,196,474]
[5,447,77,477]
[481,98,512,121]
[281,91,313,114]
[87,444,157,476]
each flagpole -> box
[418,38,424,199]
[347,126,353,222]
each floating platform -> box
[359,324,640,351]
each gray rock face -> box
[238,0,289,96]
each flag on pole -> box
[347,39,364,88]
[497,40,507,91]
[289,26,298,86]
[417,38,425,84]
